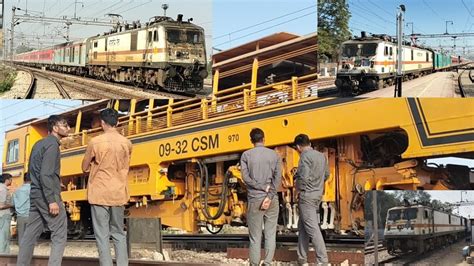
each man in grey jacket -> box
[17,115,70,266]
[241,128,281,266]
[293,134,329,265]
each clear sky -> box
[0,100,83,158]
[347,0,474,57]
[212,0,316,52]
[389,191,474,219]
[2,0,212,58]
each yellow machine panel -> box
[3,80,473,237]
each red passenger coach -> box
[37,49,54,65]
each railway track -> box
[0,254,217,265]
[458,63,474,97]
[375,238,468,265]
[29,233,363,253]
[364,242,386,255]
[17,65,195,99]
[16,67,70,99]
[161,233,363,250]
[9,234,364,265]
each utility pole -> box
[64,22,72,41]
[373,191,378,266]
[74,0,84,20]
[406,22,414,36]
[445,21,453,35]
[10,6,16,63]
[394,5,405,98]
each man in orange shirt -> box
[82,108,132,266]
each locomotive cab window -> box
[390,47,393,56]
[153,30,158,42]
[93,41,98,48]
[187,31,202,44]
[384,46,388,56]
[167,29,181,43]
[426,52,429,62]
[424,210,429,219]
[388,209,401,221]
[6,139,19,164]
[411,50,414,61]
[148,31,152,43]
[404,208,417,220]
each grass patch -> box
[0,67,17,92]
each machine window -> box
[6,139,19,164]
[153,30,158,42]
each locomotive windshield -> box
[404,208,417,220]
[388,208,418,221]
[186,31,203,44]
[388,209,401,221]
[167,28,203,44]
[167,29,181,43]
[342,43,378,57]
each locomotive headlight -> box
[167,67,177,78]
[199,69,208,79]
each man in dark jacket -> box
[17,115,70,266]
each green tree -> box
[430,199,454,214]
[394,190,431,205]
[317,0,351,63]
[16,44,35,54]
[365,191,400,229]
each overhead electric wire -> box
[366,0,393,17]
[213,4,316,40]
[87,0,125,18]
[461,0,474,17]
[351,1,395,26]
[214,10,315,48]
[115,0,152,15]
[0,100,27,112]
[349,8,392,32]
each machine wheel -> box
[376,79,384,90]
[206,224,223,234]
